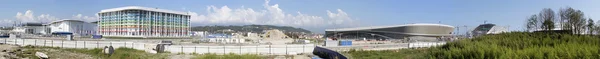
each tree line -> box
[525,7,596,34]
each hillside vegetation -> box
[430,32,600,59]
[345,32,600,59]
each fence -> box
[408,42,446,48]
[0,38,315,55]
[321,42,446,51]
[167,44,314,55]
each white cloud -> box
[14,10,97,24]
[38,14,59,23]
[15,10,36,23]
[15,10,60,23]
[191,0,357,29]
[72,14,98,22]
[0,19,15,26]
[72,14,82,19]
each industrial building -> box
[46,19,97,36]
[12,23,48,35]
[11,20,98,36]
[97,6,191,38]
[325,23,455,40]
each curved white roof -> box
[100,6,189,15]
[325,23,455,31]
[47,19,87,25]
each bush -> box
[344,49,430,59]
[345,32,600,59]
[430,32,600,59]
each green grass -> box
[192,53,264,59]
[77,47,169,59]
[345,32,600,59]
[430,32,600,59]
[343,49,430,59]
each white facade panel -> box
[47,20,97,36]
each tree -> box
[526,15,538,32]
[560,7,587,34]
[587,18,594,34]
[595,21,600,34]
[539,8,556,31]
[542,19,555,31]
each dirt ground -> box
[0,44,21,59]
[0,44,93,59]
[29,48,94,59]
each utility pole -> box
[463,25,468,37]
[456,26,460,35]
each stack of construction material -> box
[324,40,338,46]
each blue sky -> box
[1,0,599,34]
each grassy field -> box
[345,32,600,59]
[17,46,266,59]
[20,46,169,59]
[191,53,264,59]
[343,48,430,59]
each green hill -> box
[190,25,312,33]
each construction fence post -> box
[256,45,258,54]
[61,40,64,48]
[285,45,288,55]
[269,45,271,55]
[207,46,210,54]
[181,46,184,53]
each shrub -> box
[430,32,600,59]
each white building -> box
[46,19,97,36]
[471,24,508,37]
[12,23,49,35]
[98,6,190,38]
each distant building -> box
[97,6,191,38]
[191,31,207,36]
[470,24,508,37]
[46,19,97,36]
[325,23,455,40]
[12,23,48,35]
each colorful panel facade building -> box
[98,6,190,37]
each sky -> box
[1,0,599,34]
